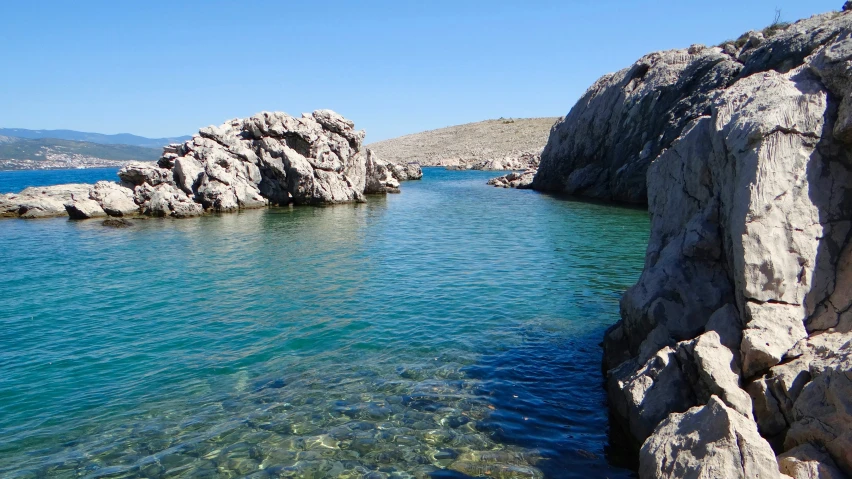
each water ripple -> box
[0,168,648,478]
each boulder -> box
[118,162,173,187]
[135,183,203,218]
[364,150,401,194]
[487,169,536,189]
[607,346,695,442]
[89,181,138,217]
[778,443,847,479]
[741,302,809,379]
[0,184,93,218]
[639,396,780,479]
[677,331,753,420]
[64,197,107,219]
[389,162,423,181]
[784,333,852,475]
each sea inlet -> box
[0,168,649,478]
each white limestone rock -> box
[678,331,753,420]
[589,10,852,471]
[784,333,852,475]
[741,302,809,378]
[88,181,138,217]
[487,169,537,189]
[64,197,107,219]
[135,183,203,218]
[606,346,695,442]
[0,184,92,218]
[364,149,401,194]
[389,162,423,181]
[118,161,174,187]
[639,396,780,479]
[778,443,847,479]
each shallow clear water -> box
[0,167,120,194]
[0,168,649,479]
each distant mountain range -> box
[0,128,191,149]
[0,128,190,170]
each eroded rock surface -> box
[639,396,780,479]
[540,8,852,477]
[0,184,92,218]
[1,111,420,219]
[487,169,536,189]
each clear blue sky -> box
[0,0,839,142]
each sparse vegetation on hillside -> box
[366,117,559,167]
[762,8,791,38]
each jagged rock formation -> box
[0,111,421,219]
[533,8,852,479]
[448,152,541,171]
[640,396,780,478]
[487,169,537,189]
[533,11,852,207]
[366,118,557,170]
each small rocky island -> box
[0,110,421,219]
[511,7,852,479]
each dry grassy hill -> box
[366,117,559,168]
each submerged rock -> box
[102,218,133,228]
[1,110,419,219]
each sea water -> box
[0,168,649,478]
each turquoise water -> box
[0,168,649,479]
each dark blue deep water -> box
[0,168,649,478]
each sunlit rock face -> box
[1,110,422,219]
[546,9,852,478]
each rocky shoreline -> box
[521,7,852,479]
[367,117,556,171]
[0,110,421,220]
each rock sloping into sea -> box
[0,110,421,219]
[533,7,852,479]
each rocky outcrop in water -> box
[532,8,852,478]
[487,169,537,189]
[0,111,421,219]
[0,184,92,218]
[447,151,541,172]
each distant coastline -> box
[0,158,129,171]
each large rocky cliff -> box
[0,110,421,219]
[538,9,852,479]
